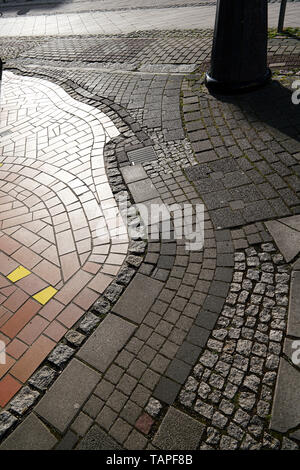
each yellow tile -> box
[0,163,3,167]
[7,266,31,282]
[33,286,58,305]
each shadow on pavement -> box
[215,79,300,143]
[0,0,68,16]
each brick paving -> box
[0,3,299,451]
[0,71,128,407]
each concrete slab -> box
[270,358,300,433]
[128,179,159,203]
[293,258,300,271]
[0,414,57,450]
[76,314,136,372]
[279,215,300,232]
[265,219,300,262]
[113,274,163,324]
[152,406,204,450]
[291,429,300,441]
[287,271,300,338]
[35,359,100,433]
[121,164,148,185]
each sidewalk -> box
[0,3,299,36]
[0,7,300,451]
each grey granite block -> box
[0,414,57,450]
[153,407,204,450]
[35,359,100,433]
[77,314,136,372]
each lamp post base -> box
[205,68,272,95]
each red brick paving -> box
[0,72,128,408]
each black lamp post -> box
[278,0,287,32]
[205,0,271,93]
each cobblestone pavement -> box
[0,2,300,36]
[0,18,300,452]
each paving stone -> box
[0,412,17,439]
[79,313,100,333]
[83,395,104,419]
[28,366,56,391]
[124,429,147,450]
[270,358,300,433]
[203,295,226,314]
[0,414,57,450]
[48,344,75,368]
[290,429,300,441]
[92,298,111,315]
[128,179,159,203]
[113,274,163,324]
[71,412,93,437]
[105,282,124,303]
[94,380,115,401]
[35,359,100,433]
[121,164,148,184]
[166,358,192,384]
[55,430,78,450]
[153,407,204,450]
[175,341,202,365]
[187,325,210,348]
[77,314,136,373]
[293,258,300,271]
[153,377,181,405]
[9,386,40,416]
[65,330,86,347]
[76,424,122,450]
[287,271,300,338]
[281,437,299,450]
[266,219,300,262]
[120,400,142,425]
[117,266,136,285]
[145,398,162,418]
[110,418,132,444]
[135,413,154,435]
[96,405,118,431]
[195,310,219,330]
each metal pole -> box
[278,0,287,33]
[205,0,271,94]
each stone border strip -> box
[270,256,300,435]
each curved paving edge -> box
[0,70,150,443]
[0,66,221,450]
[268,220,300,437]
[177,239,294,450]
[0,56,299,450]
